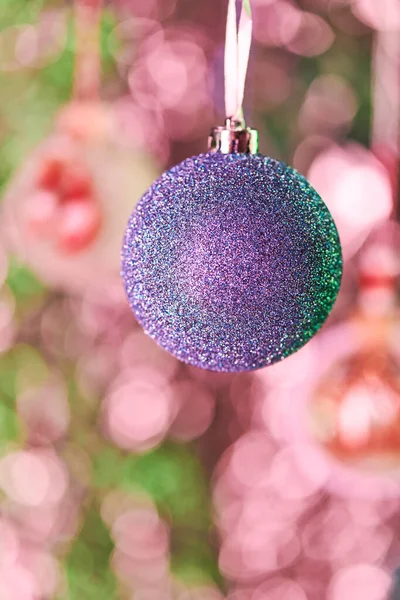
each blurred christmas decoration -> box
[1,0,159,295]
[309,238,400,473]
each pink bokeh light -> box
[299,75,358,135]
[0,519,62,599]
[169,379,216,442]
[0,563,36,600]
[252,57,292,111]
[353,0,400,31]
[0,10,67,72]
[287,11,335,56]
[17,379,70,445]
[327,564,392,600]
[253,1,334,55]
[253,1,302,47]
[0,450,68,508]
[104,368,176,451]
[119,330,179,381]
[307,143,393,257]
[112,508,169,561]
[128,27,213,141]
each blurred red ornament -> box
[25,150,101,255]
[309,241,400,473]
[1,0,159,294]
[310,349,400,470]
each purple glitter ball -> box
[122,152,342,372]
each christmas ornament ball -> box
[122,151,342,372]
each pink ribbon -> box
[224,0,253,122]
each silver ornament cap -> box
[208,118,259,155]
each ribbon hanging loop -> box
[224,0,253,123]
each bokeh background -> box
[0,0,399,598]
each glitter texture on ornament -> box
[122,152,342,372]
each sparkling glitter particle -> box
[121,152,342,372]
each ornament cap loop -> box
[208,118,259,154]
